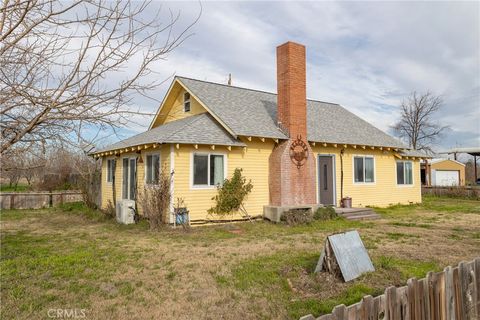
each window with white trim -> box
[193,154,225,186]
[397,161,413,185]
[354,156,375,183]
[183,92,191,112]
[107,159,115,183]
[145,154,160,184]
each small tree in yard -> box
[208,168,253,218]
[139,167,171,229]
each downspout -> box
[112,158,117,206]
[340,148,344,206]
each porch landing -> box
[335,207,381,221]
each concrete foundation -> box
[263,204,323,223]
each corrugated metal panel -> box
[315,230,374,282]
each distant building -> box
[421,159,465,186]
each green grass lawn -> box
[0,184,32,192]
[1,195,479,319]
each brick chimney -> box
[276,42,307,139]
[268,41,316,207]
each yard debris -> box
[315,230,374,282]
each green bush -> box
[313,206,337,221]
[280,209,313,225]
[208,168,253,216]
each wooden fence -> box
[301,258,480,320]
[422,186,480,199]
[0,191,83,210]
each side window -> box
[107,159,116,183]
[397,161,413,185]
[193,154,208,185]
[192,153,225,187]
[146,154,160,184]
[354,156,375,183]
[184,92,191,112]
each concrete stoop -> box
[335,208,381,221]
[263,204,323,223]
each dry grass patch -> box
[1,196,479,319]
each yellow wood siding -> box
[151,82,207,128]
[312,146,422,207]
[100,146,170,211]
[172,140,274,221]
[100,142,422,220]
[431,160,465,186]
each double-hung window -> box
[107,159,116,183]
[145,154,160,184]
[397,161,413,185]
[183,92,191,112]
[192,153,225,187]
[354,156,375,183]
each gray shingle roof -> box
[177,77,406,148]
[95,113,245,153]
[97,76,408,153]
[399,149,432,158]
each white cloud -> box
[110,0,479,151]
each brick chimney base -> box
[267,140,317,207]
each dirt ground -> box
[1,196,479,319]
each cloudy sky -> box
[106,1,479,152]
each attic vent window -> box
[184,92,191,112]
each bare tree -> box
[392,91,448,152]
[0,0,200,154]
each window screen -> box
[354,157,364,182]
[184,92,191,112]
[365,158,374,182]
[107,159,115,182]
[193,154,208,185]
[129,158,136,200]
[210,155,224,186]
[397,161,413,185]
[397,161,404,185]
[146,154,160,184]
[122,158,129,199]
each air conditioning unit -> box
[115,200,136,224]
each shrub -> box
[280,208,313,225]
[208,168,253,217]
[138,167,171,229]
[313,206,338,221]
[102,200,116,219]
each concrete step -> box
[343,213,381,221]
[341,210,375,217]
[336,208,381,221]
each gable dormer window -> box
[183,92,191,112]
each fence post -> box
[10,194,15,210]
[361,295,373,318]
[444,266,456,320]
[385,286,400,320]
[332,304,347,319]
[474,258,480,319]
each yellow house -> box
[92,41,429,224]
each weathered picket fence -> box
[301,258,480,320]
[0,191,83,210]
